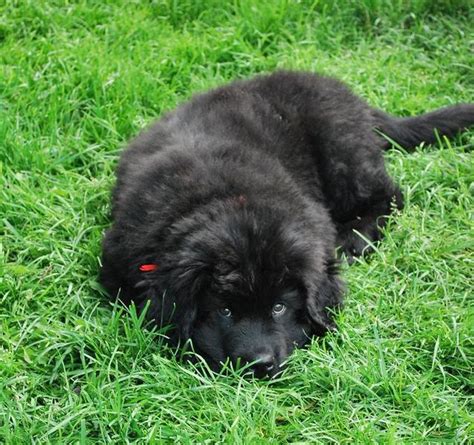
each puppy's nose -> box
[250,353,275,377]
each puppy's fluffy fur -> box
[100,71,474,376]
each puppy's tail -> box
[375,104,474,150]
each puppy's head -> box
[165,202,342,377]
[101,200,343,377]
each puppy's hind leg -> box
[310,119,404,262]
[314,134,404,262]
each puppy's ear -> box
[170,279,201,342]
[164,259,210,344]
[306,262,344,335]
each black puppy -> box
[100,71,473,377]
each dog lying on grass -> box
[100,71,473,377]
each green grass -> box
[1,0,473,442]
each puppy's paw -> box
[336,219,381,263]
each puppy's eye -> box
[218,308,232,318]
[272,303,286,317]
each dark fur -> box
[100,71,474,377]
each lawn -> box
[1,0,473,443]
